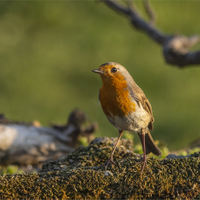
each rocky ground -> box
[0,137,200,198]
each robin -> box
[92,62,161,173]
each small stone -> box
[104,171,113,176]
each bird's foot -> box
[100,157,115,170]
[140,156,149,174]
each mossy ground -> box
[0,137,200,198]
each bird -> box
[92,62,161,173]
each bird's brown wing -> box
[128,82,154,131]
[141,97,154,131]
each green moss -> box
[0,137,200,198]
[0,165,24,175]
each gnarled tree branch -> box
[101,0,200,67]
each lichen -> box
[0,137,200,198]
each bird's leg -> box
[104,130,123,170]
[141,129,148,174]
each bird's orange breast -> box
[99,74,136,117]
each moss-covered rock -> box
[0,137,200,198]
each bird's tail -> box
[137,131,162,156]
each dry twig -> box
[101,0,200,67]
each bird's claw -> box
[140,157,149,174]
[105,159,115,170]
[100,157,116,170]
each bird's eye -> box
[111,67,117,73]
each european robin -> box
[92,62,161,173]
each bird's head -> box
[92,62,131,85]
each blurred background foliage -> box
[0,1,200,151]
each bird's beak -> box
[92,69,103,74]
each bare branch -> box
[164,35,200,67]
[102,0,167,45]
[101,0,130,15]
[101,0,200,67]
[143,0,156,25]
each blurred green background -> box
[0,1,200,151]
